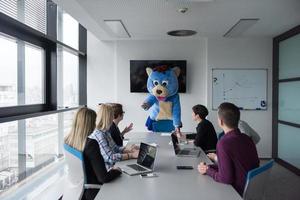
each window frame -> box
[0,0,87,193]
[273,24,300,176]
[0,0,87,121]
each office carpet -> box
[264,161,300,200]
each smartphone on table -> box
[176,165,194,170]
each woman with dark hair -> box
[109,103,133,146]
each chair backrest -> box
[217,132,225,140]
[243,159,274,200]
[63,144,85,200]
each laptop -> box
[171,133,201,157]
[121,142,157,176]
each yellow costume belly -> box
[156,101,173,120]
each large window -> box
[0,110,76,194]
[26,114,59,169]
[25,44,45,104]
[57,9,79,50]
[57,8,81,108]
[61,110,76,137]
[57,48,79,108]
[0,0,87,196]
[0,34,45,107]
[0,121,18,192]
[0,35,17,107]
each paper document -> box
[160,132,172,136]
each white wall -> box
[207,37,273,158]
[87,31,273,157]
[87,31,116,110]
[87,34,208,132]
[114,39,207,133]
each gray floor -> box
[264,161,300,200]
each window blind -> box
[0,0,17,19]
[0,0,47,34]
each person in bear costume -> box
[141,65,182,133]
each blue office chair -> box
[217,131,225,140]
[243,159,274,200]
[63,144,101,200]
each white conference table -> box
[95,132,242,200]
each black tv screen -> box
[130,60,186,93]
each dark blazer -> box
[186,119,218,152]
[81,138,121,200]
[109,122,124,146]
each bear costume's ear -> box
[172,67,181,77]
[146,67,153,76]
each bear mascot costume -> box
[141,65,182,132]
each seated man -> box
[198,102,259,196]
[177,104,217,152]
[217,120,261,144]
[208,119,261,162]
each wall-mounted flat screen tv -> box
[130,60,186,93]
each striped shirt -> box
[89,129,125,170]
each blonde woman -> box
[89,104,139,170]
[65,107,121,200]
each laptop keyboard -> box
[180,149,191,155]
[127,164,147,172]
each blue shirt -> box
[89,129,125,170]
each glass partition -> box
[278,124,300,168]
[278,81,300,124]
[279,34,300,79]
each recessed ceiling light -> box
[177,8,189,14]
[167,30,197,37]
[104,20,131,38]
[224,18,260,38]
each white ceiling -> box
[54,0,300,40]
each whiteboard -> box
[212,69,267,110]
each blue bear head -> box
[146,65,180,101]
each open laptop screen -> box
[171,133,181,155]
[137,143,157,169]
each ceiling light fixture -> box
[167,30,197,37]
[104,20,131,38]
[223,18,260,38]
[177,8,189,14]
